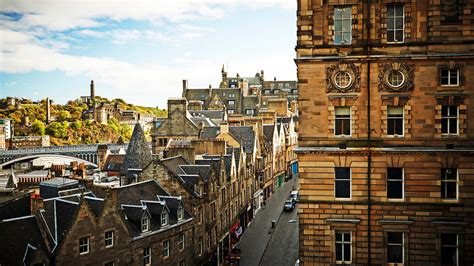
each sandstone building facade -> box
[296,0,474,265]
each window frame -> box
[440,69,460,87]
[386,4,405,43]
[333,6,352,45]
[335,231,352,264]
[141,216,150,232]
[440,233,459,266]
[441,168,458,200]
[162,239,170,258]
[386,168,404,201]
[177,205,184,221]
[228,100,235,105]
[143,247,151,266]
[227,109,235,114]
[105,230,114,248]
[441,105,459,135]
[334,106,352,137]
[334,167,351,200]
[161,211,169,226]
[387,106,404,137]
[79,236,90,255]
[178,233,185,251]
[386,232,404,264]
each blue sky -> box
[0,1,296,107]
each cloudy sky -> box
[0,1,296,107]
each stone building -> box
[0,180,194,266]
[296,0,474,265]
[182,66,298,116]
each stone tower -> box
[90,80,95,102]
[46,98,51,124]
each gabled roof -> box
[263,124,275,143]
[41,197,80,245]
[229,126,255,154]
[179,165,211,182]
[121,123,153,180]
[0,215,49,265]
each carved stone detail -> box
[378,62,415,92]
[326,63,361,93]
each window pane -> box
[343,233,351,242]
[441,247,457,265]
[387,119,395,135]
[445,169,457,180]
[442,106,449,116]
[388,245,403,263]
[395,17,403,29]
[387,31,394,42]
[343,7,351,18]
[395,30,403,42]
[387,6,395,17]
[448,106,457,116]
[395,119,403,135]
[446,182,457,199]
[388,107,403,115]
[335,20,342,31]
[449,118,457,134]
[334,8,341,18]
[336,243,343,261]
[388,232,403,244]
[335,33,342,44]
[335,107,351,116]
[342,32,351,43]
[388,181,403,199]
[387,168,403,180]
[441,119,448,133]
[335,180,350,198]
[441,233,457,246]
[336,233,342,241]
[343,243,351,261]
[342,119,350,135]
[450,71,458,85]
[441,76,449,85]
[387,18,394,30]
[336,167,350,179]
[342,20,351,31]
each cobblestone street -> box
[237,177,299,266]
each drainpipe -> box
[366,0,372,264]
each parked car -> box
[284,198,295,211]
[290,190,299,202]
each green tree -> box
[58,110,71,121]
[47,121,68,138]
[71,120,83,130]
[31,120,46,135]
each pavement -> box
[237,176,299,266]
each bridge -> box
[0,144,128,169]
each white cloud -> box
[0,0,296,106]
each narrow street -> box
[237,176,299,266]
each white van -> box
[290,190,299,201]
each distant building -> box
[12,135,50,149]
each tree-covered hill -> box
[0,97,166,146]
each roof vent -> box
[446,144,454,149]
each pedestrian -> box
[263,201,266,209]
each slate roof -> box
[202,154,232,181]
[161,156,190,176]
[121,123,153,181]
[117,181,192,237]
[200,126,220,139]
[263,124,275,143]
[116,179,169,206]
[0,215,49,265]
[103,154,125,172]
[229,126,255,154]
[41,197,80,245]
[179,165,211,182]
[189,110,226,120]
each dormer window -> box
[177,206,184,221]
[141,216,150,232]
[161,211,169,226]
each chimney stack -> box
[90,80,95,100]
[182,80,188,97]
[46,98,51,124]
[220,122,229,134]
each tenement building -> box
[296,1,474,265]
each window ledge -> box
[327,218,360,224]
